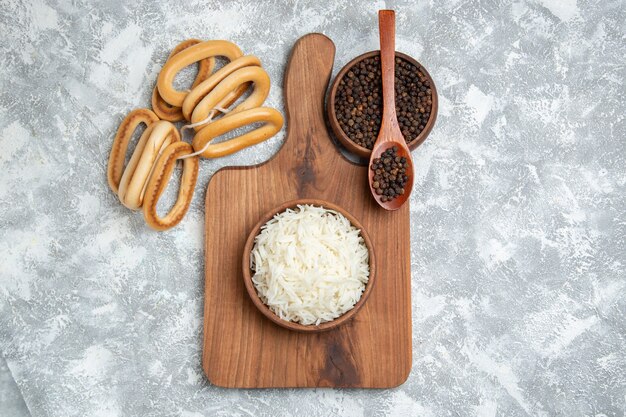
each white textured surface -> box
[1,0,625,416]
[0,356,29,416]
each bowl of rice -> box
[242,199,376,332]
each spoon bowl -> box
[369,141,414,210]
[368,10,414,210]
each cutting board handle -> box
[280,33,336,162]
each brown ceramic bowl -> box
[242,198,376,333]
[327,50,438,158]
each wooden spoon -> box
[368,10,414,210]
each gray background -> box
[1,0,625,416]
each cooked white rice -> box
[250,204,370,325]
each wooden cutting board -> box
[202,33,411,388]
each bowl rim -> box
[327,50,438,158]
[241,198,377,333]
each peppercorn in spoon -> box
[368,10,414,210]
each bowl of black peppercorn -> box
[327,51,438,158]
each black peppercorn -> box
[335,54,432,150]
[370,146,409,202]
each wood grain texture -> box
[202,33,412,388]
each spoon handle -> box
[379,10,397,127]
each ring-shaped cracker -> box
[190,66,271,129]
[107,108,159,194]
[142,142,199,231]
[152,39,216,121]
[191,107,283,158]
[182,55,261,121]
[157,40,243,107]
[118,121,180,210]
